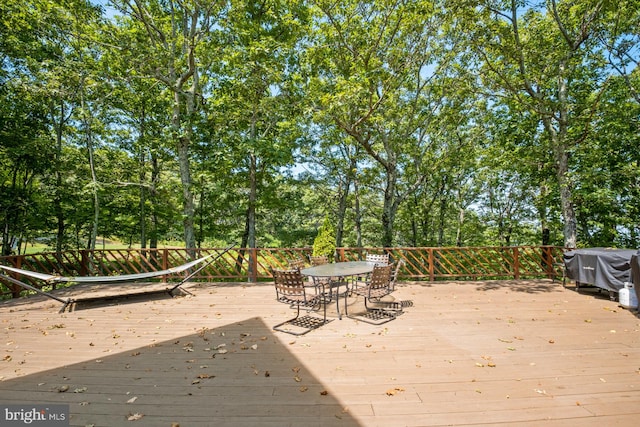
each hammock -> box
[0,255,211,284]
[0,245,233,312]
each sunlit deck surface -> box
[1,279,639,426]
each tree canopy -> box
[1,0,638,254]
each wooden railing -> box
[0,246,565,299]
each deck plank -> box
[1,279,638,426]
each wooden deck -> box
[1,279,638,426]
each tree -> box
[100,15,178,250]
[204,0,310,276]
[1,0,103,253]
[0,83,52,255]
[455,0,632,248]
[308,0,461,247]
[312,215,336,260]
[111,0,222,250]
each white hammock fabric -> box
[0,255,212,284]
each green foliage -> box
[0,0,638,251]
[312,216,336,260]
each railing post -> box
[161,249,169,282]
[513,247,520,280]
[80,250,89,276]
[428,248,435,281]
[8,255,21,298]
[248,248,258,283]
[542,246,554,279]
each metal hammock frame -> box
[0,245,234,312]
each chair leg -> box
[273,301,332,336]
[273,304,303,334]
[346,295,397,325]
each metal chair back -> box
[366,253,390,265]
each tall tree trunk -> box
[149,152,160,250]
[542,59,577,249]
[335,157,356,248]
[138,108,147,250]
[381,154,398,248]
[51,101,68,254]
[80,86,99,252]
[54,116,65,253]
[354,174,362,248]
[245,153,258,281]
[172,91,196,250]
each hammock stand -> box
[0,245,234,312]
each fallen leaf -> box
[127,413,144,421]
[127,397,138,404]
[386,387,405,396]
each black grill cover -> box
[631,253,640,288]
[563,248,638,292]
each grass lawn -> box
[17,238,185,255]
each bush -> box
[312,216,336,261]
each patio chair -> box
[366,253,390,265]
[287,257,306,270]
[310,255,329,266]
[352,253,391,293]
[271,268,331,335]
[346,264,398,324]
[308,255,334,295]
[288,257,319,294]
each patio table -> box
[301,261,376,319]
